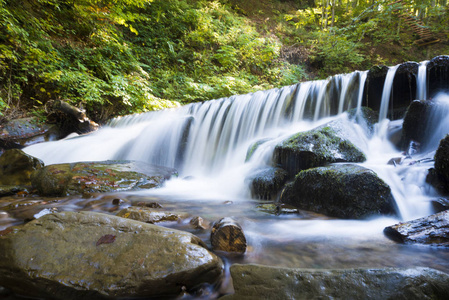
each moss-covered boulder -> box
[273,125,366,178]
[0,211,223,300]
[247,167,289,200]
[279,164,397,219]
[0,149,44,186]
[31,160,177,196]
[384,210,449,246]
[221,264,449,300]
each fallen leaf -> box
[96,234,116,246]
[0,228,14,236]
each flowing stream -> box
[5,63,449,294]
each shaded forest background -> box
[0,0,448,122]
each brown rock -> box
[210,217,247,254]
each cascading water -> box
[417,60,429,100]
[20,62,449,279]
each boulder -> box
[400,100,434,151]
[116,206,182,223]
[0,149,44,186]
[384,210,449,246]
[221,264,449,300]
[31,160,177,196]
[273,125,366,178]
[247,167,288,200]
[279,164,397,219]
[0,211,223,299]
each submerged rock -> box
[221,264,449,300]
[384,210,449,246]
[31,160,177,196]
[0,211,223,299]
[279,164,397,219]
[247,167,288,200]
[273,125,366,178]
[0,149,44,186]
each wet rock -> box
[0,117,61,151]
[384,210,449,246]
[279,164,397,219]
[273,124,366,178]
[221,264,449,300]
[0,185,27,197]
[347,106,379,135]
[116,206,182,223]
[247,167,288,200]
[432,198,449,212]
[112,198,125,206]
[0,149,44,186]
[365,62,418,119]
[0,211,223,299]
[400,100,436,151]
[210,217,247,254]
[31,160,177,196]
[190,216,208,230]
[428,55,449,98]
[433,135,449,193]
[245,138,271,162]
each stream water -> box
[2,62,449,297]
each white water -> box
[417,60,429,100]
[24,64,446,224]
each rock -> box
[0,211,223,299]
[112,198,125,206]
[0,117,61,151]
[273,125,366,178]
[247,167,288,200]
[428,55,449,98]
[0,149,44,186]
[221,264,449,300]
[400,100,436,151]
[279,164,397,219]
[116,206,181,223]
[190,216,208,230]
[245,138,271,162]
[432,198,449,212]
[347,106,378,135]
[432,135,449,193]
[210,217,247,254]
[384,210,449,246]
[30,160,177,196]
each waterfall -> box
[417,60,429,100]
[23,61,445,220]
[378,65,399,122]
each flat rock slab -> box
[0,211,223,299]
[384,210,449,246]
[116,206,184,223]
[222,264,449,300]
[31,160,177,196]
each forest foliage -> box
[0,0,448,121]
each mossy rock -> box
[0,149,44,186]
[31,160,177,196]
[273,125,366,177]
[279,164,397,219]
